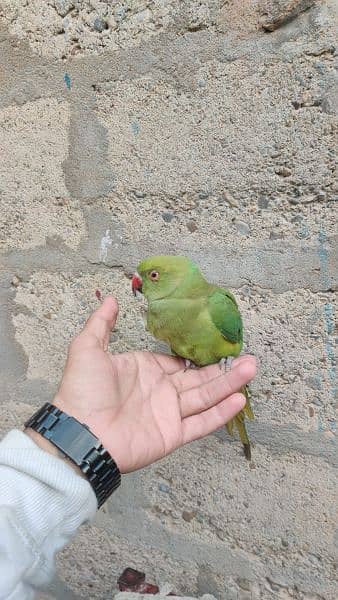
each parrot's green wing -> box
[208,288,253,460]
[208,289,243,346]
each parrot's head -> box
[132,255,199,301]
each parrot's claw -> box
[219,357,226,372]
[219,357,234,373]
[184,359,198,372]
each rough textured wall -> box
[0,1,337,599]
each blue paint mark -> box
[328,420,337,434]
[298,223,310,239]
[317,415,325,433]
[323,303,336,398]
[318,229,330,288]
[64,73,71,90]
[159,483,170,493]
[318,231,337,426]
[131,121,140,135]
[323,303,334,335]
[314,374,322,390]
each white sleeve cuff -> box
[0,429,97,598]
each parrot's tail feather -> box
[225,386,254,460]
[242,385,254,420]
[235,413,251,461]
[225,420,234,437]
[243,443,251,461]
[244,403,254,420]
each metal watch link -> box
[25,402,121,508]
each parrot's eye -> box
[149,270,159,281]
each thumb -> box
[82,296,119,350]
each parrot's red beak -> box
[132,273,143,296]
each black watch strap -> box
[25,403,121,508]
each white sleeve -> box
[0,429,97,600]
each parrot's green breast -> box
[147,292,242,366]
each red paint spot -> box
[117,568,175,595]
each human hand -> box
[50,297,256,473]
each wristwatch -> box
[25,402,121,508]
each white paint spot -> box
[99,229,112,263]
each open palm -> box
[54,297,256,473]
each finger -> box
[182,392,246,444]
[152,353,186,374]
[171,354,252,392]
[81,296,119,350]
[179,356,256,418]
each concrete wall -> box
[0,1,337,599]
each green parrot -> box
[131,255,254,460]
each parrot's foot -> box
[184,359,198,372]
[219,356,234,373]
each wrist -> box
[52,394,96,436]
[51,394,108,453]
[24,402,121,507]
